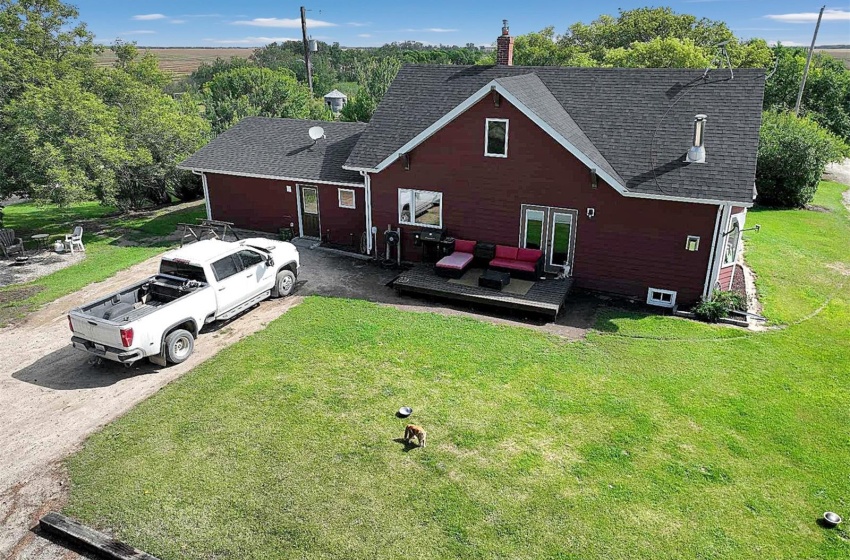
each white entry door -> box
[520,205,577,275]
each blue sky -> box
[73,1,850,48]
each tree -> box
[190,56,253,90]
[756,109,849,207]
[603,37,712,68]
[0,0,98,104]
[512,27,595,67]
[340,57,401,123]
[764,46,850,143]
[561,7,734,64]
[0,77,129,205]
[201,67,329,135]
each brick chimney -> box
[496,19,514,66]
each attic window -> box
[485,118,508,157]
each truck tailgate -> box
[69,313,125,348]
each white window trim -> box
[398,188,443,229]
[484,118,509,158]
[338,188,356,209]
[647,288,677,309]
[722,216,741,268]
[685,235,700,252]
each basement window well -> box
[647,288,677,308]
[485,118,508,157]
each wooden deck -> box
[392,266,573,318]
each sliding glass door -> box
[520,205,577,275]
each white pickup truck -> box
[68,238,299,367]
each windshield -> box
[159,260,207,283]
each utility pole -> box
[795,5,825,116]
[300,6,313,94]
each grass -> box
[0,201,205,324]
[64,182,850,559]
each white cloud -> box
[120,30,157,35]
[179,14,223,18]
[765,9,850,24]
[348,22,369,27]
[403,28,457,33]
[232,17,337,28]
[169,19,186,24]
[132,14,167,21]
[205,36,298,45]
[357,33,373,38]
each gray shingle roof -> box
[179,117,366,185]
[344,65,766,203]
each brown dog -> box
[403,424,426,447]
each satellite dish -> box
[308,126,325,141]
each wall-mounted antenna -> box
[704,40,733,80]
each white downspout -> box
[361,170,373,253]
[702,205,723,299]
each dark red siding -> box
[206,173,298,233]
[317,185,366,249]
[369,96,719,305]
[205,173,366,246]
[718,264,735,291]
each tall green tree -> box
[201,66,329,135]
[764,46,850,142]
[340,57,401,123]
[0,0,98,104]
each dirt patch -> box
[805,204,832,213]
[0,285,44,304]
[827,262,850,276]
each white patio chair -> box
[65,226,84,253]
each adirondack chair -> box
[65,226,84,253]
[0,228,25,258]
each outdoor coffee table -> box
[31,233,49,250]
[478,269,511,290]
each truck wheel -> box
[165,329,194,364]
[272,270,296,298]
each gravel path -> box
[1,251,86,287]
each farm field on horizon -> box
[817,49,850,69]
[94,47,254,77]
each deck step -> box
[39,511,160,559]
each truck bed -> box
[77,274,208,325]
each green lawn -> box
[65,184,850,559]
[1,201,205,324]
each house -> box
[179,21,765,308]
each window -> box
[685,235,700,252]
[398,189,442,228]
[485,118,508,157]
[338,188,356,209]
[211,255,240,281]
[724,218,740,265]
[237,249,264,269]
[647,288,677,308]
[159,260,208,283]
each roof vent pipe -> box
[685,114,707,164]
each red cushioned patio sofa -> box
[488,245,544,280]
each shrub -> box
[693,290,746,323]
[756,109,849,207]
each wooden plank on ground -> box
[39,512,160,560]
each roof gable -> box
[344,65,766,205]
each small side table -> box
[31,233,49,251]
